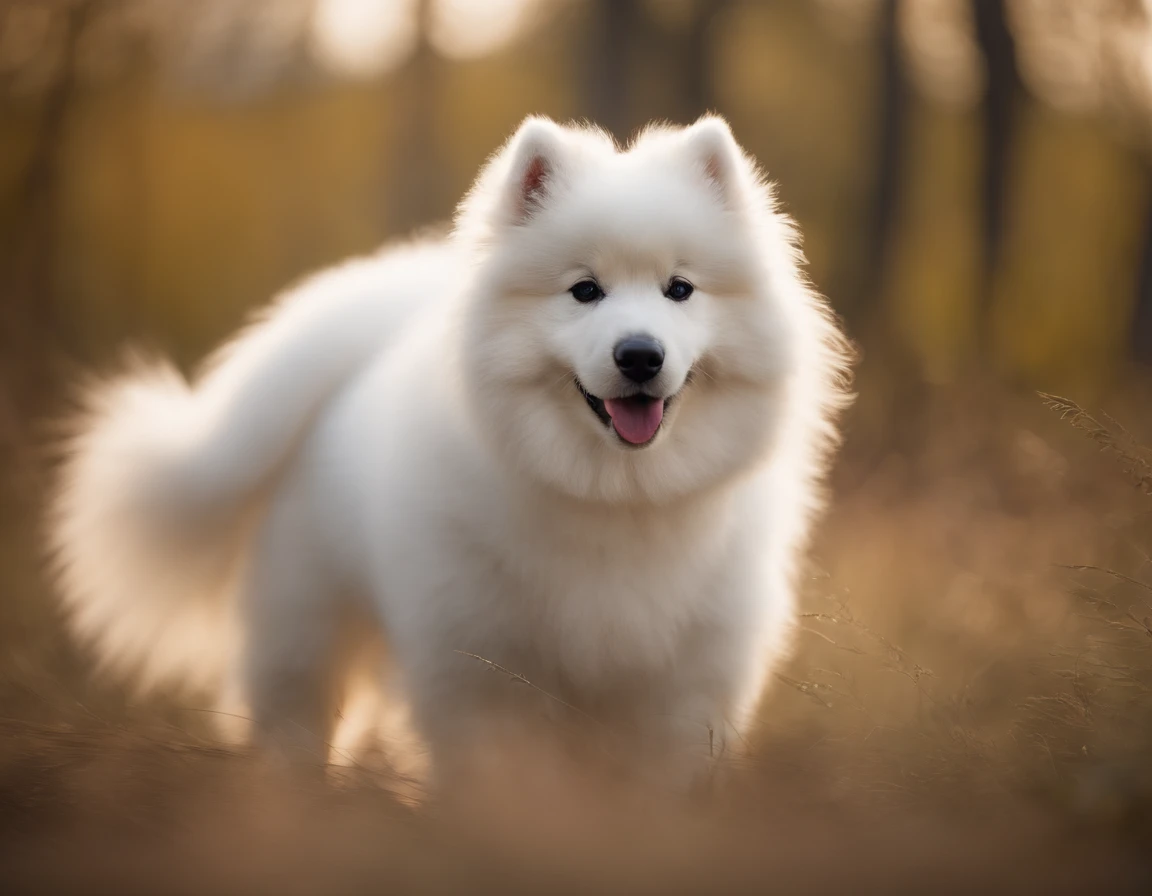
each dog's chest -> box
[474,495,746,681]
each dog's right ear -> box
[500,116,566,225]
[682,116,747,209]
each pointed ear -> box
[682,115,746,206]
[501,116,567,225]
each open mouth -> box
[575,380,672,447]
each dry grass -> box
[2,384,1152,892]
[0,722,1146,895]
[1039,392,1152,496]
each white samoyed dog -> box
[49,116,851,791]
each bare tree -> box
[585,0,642,140]
[1132,185,1152,360]
[675,0,729,123]
[0,1,103,409]
[971,0,1022,353]
[865,0,909,310]
[387,0,446,235]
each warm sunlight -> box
[429,0,539,60]
[309,0,539,75]
[4,1,1152,891]
[309,0,419,78]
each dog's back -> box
[48,238,459,699]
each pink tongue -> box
[603,397,665,445]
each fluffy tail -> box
[49,360,246,695]
[48,240,451,696]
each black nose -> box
[613,336,664,383]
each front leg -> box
[615,683,742,800]
[402,646,581,796]
[627,617,782,798]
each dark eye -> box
[665,278,694,301]
[570,279,604,303]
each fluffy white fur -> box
[49,116,851,790]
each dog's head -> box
[457,116,848,505]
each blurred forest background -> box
[3,1,1152,890]
[6,0,1152,407]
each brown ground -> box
[2,386,1152,893]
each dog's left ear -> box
[682,116,746,207]
[501,116,567,225]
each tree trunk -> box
[0,1,98,414]
[853,0,933,467]
[585,0,642,141]
[866,0,908,306]
[972,0,1022,353]
[1131,172,1152,363]
[676,0,727,123]
[387,0,445,236]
